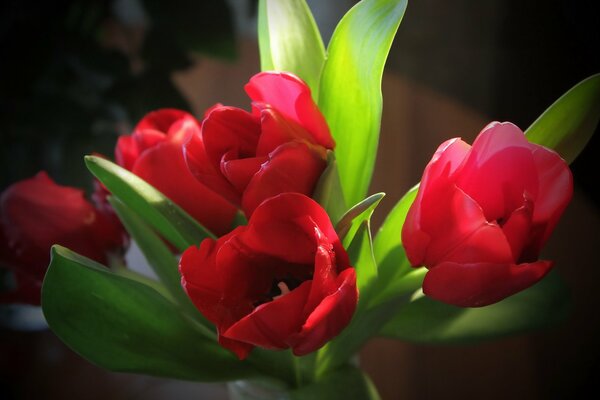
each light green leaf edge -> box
[85,155,214,252]
[108,197,213,330]
[258,0,325,99]
[319,0,408,207]
[526,73,600,164]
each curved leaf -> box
[258,0,325,98]
[526,73,600,164]
[108,197,211,327]
[42,246,256,381]
[85,155,213,252]
[380,269,570,343]
[370,184,420,305]
[319,0,408,206]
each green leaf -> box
[85,155,214,252]
[258,0,325,98]
[370,185,419,305]
[380,269,570,343]
[313,152,347,224]
[108,197,210,327]
[42,246,257,381]
[291,365,381,400]
[347,221,377,302]
[526,73,600,164]
[319,0,408,207]
[336,192,385,247]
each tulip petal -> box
[220,154,267,194]
[184,130,241,206]
[423,260,553,307]
[115,136,141,172]
[202,107,261,169]
[501,197,534,261]
[255,106,324,156]
[528,146,573,252]
[134,108,192,132]
[291,268,357,356]
[245,72,334,149]
[132,141,236,236]
[242,142,327,217]
[405,181,511,266]
[456,122,539,222]
[223,280,312,351]
[243,193,342,265]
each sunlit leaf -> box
[319,0,408,206]
[526,73,600,164]
[258,0,325,98]
[85,155,213,252]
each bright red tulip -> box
[0,172,126,305]
[402,122,573,307]
[179,193,357,359]
[184,72,334,217]
[115,109,237,236]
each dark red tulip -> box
[0,172,126,305]
[184,72,334,217]
[402,122,573,307]
[115,109,237,236]
[179,193,357,359]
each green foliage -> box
[318,0,408,207]
[42,246,257,381]
[258,0,325,98]
[526,73,600,164]
[85,156,213,251]
[380,270,570,343]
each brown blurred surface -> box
[2,3,599,397]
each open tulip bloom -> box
[0,0,593,398]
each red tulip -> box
[0,172,126,305]
[179,193,357,359]
[184,72,334,217]
[402,122,573,307]
[115,109,237,236]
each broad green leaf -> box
[291,365,381,400]
[380,270,570,343]
[336,192,385,247]
[319,0,408,207]
[42,246,256,381]
[85,155,214,252]
[370,185,419,305]
[258,0,325,98]
[108,197,210,326]
[313,152,347,224]
[526,73,600,164]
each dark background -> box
[1,0,599,399]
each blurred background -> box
[1,0,599,399]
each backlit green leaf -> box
[85,155,213,252]
[258,0,325,98]
[526,73,600,164]
[319,0,407,207]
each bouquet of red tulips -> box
[1,0,598,398]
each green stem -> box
[292,351,302,388]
